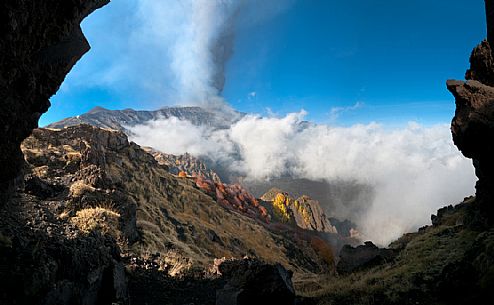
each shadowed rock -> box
[216,258,295,305]
[336,241,397,274]
[447,3,494,224]
[0,0,109,200]
[486,0,494,44]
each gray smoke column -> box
[210,7,239,94]
[170,0,243,107]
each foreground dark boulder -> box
[216,258,296,305]
[0,195,128,305]
[0,0,109,200]
[336,241,397,274]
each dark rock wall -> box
[0,1,126,304]
[486,0,494,44]
[0,193,129,305]
[0,0,109,199]
[447,0,494,225]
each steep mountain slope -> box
[20,124,335,275]
[297,197,494,305]
[48,106,375,223]
[144,148,222,183]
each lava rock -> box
[216,258,295,305]
[447,51,494,224]
[24,175,65,199]
[0,0,109,200]
[336,241,397,274]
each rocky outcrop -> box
[215,258,295,305]
[193,175,270,222]
[0,0,109,199]
[465,41,494,85]
[336,241,397,274]
[486,0,494,44]
[261,189,337,233]
[447,2,494,224]
[123,256,297,305]
[0,194,128,305]
[328,217,360,238]
[145,149,223,183]
[295,195,338,233]
[22,125,140,244]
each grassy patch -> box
[71,207,121,239]
[69,181,95,197]
[295,224,480,304]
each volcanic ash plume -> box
[169,0,243,107]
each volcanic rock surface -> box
[0,0,109,199]
[20,125,336,275]
[261,188,337,233]
[216,258,296,305]
[144,148,222,183]
[0,193,128,305]
[336,241,397,274]
[447,37,494,224]
[0,123,348,304]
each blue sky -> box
[40,0,486,127]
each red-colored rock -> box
[192,176,270,223]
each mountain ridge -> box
[46,105,244,132]
[21,124,348,274]
[46,105,374,226]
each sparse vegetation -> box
[295,216,486,304]
[310,236,335,268]
[70,207,121,239]
[69,180,95,197]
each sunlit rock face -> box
[447,0,494,224]
[0,0,109,199]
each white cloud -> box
[329,101,364,121]
[129,112,476,245]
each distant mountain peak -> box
[46,105,243,131]
[87,106,109,114]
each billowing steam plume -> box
[169,0,243,107]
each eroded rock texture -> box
[447,0,494,225]
[336,241,397,274]
[0,2,130,304]
[447,0,494,224]
[0,195,129,305]
[216,258,295,305]
[486,0,494,44]
[0,0,109,199]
